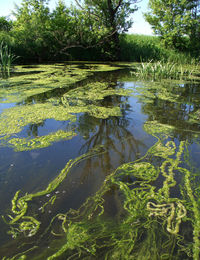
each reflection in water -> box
[0,64,200,259]
[133,80,200,143]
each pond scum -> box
[1,121,200,259]
[0,80,132,151]
[1,63,200,259]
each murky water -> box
[0,63,200,259]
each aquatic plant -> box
[8,130,77,151]
[0,103,76,136]
[189,110,200,124]
[0,80,131,151]
[1,63,200,260]
[3,133,200,259]
[63,82,132,102]
[0,42,17,77]
[133,60,194,80]
[3,145,106,238]
[0,63,126,104]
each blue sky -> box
[0,0,153,35]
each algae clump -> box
[8,130,76,151]
[3,136,200,260]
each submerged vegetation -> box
[0,0,199,259]
[0,64,131,152]
[2,127,200,259]
[0,63,200,259]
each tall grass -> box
[120,34,196,64]
[0,41,17,76]
[133,60,194,80]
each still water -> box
[0,63,200,259]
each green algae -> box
[0,103,76,136]
[61,81,132,119]
[0,80,131,151]
[132,81,187,104]
[144,120,175,136]
[3,134,200,259]
[63,81,132,101]
[3,145,106,240]
[0,63,125,104]
[1,64,200,259]
[7,130,77,151]
[189,110,200,124]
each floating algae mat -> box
[0,63,200,259]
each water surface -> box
[0,63,200,259]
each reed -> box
[134,60,194,80]
[0,41,17,76]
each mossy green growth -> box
[61,81,132,119]
[0,80,131,151]
[189,109,200,124]
[63,81,132,101]
[4,137,200,260]
[4,145,105,240]
[143,120,175,136]
[7,130,76,151]
[0,63,125,103]
[131,80,188,105]
[0,103,76,136]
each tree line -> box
[145,0,200,56]
[0,0,199,62]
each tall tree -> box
[145,0,200,51]
[188,0,200,53]
[0,17,13,32]
[49,0,109,59]
[75,0,138,60]
[12,0,51,61]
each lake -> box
[0,62,200,259]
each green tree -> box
[188,0,200,54]
[75,0,138,60]
[49,0,108,60]
[145,0,200,51]
[12,0,51,61]
[0,16,13,32]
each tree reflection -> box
[138,81,200,141]
[75,91,147,183]
[27,122,45,137]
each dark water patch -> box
[10,70,44,78]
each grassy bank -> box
[120,34,196,64]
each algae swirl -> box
[2,133,200,259]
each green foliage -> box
[133,60,195,80]
[120,34,197,63]
[0,17,13,32]
[145,0,200,52]
[12,0,51,62]
[9,0,140,61]
[81,0,139,59]
[0,42,17,76]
